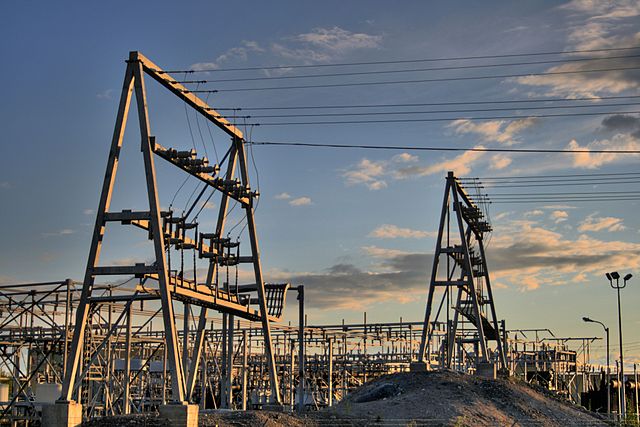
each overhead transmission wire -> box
[212,101,640,120]
[158,45,640,74]
[210,95,640,111]
[463,172,640,204]
[173,54,640,84]
[247,140,640,154]
[466,171,640,180]
[232,109,640,126]
[185,65,640,94]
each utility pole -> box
[582,317,609,415]
[606,272,632,418]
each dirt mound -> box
[83,414,171,427]
[199,410,309,427]
[82,371,609,427]
[315,370,608,426]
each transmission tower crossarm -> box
[130,51,244,140]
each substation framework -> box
[0,279,605,425]
[0,53,618,425]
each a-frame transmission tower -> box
[58,52,287,411]
[417,172,506,373]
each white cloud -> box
[567,135,640,169]
[361,245,412,258]
[194,27,382,71]
[289,196,312,206]
[490,154,512,170]
[83,209,95,215]
[396,146,485,177]
[514,2,640,97]
[578,214,625,232]
[43,229,75,237]
[488,218,640,291]
[449,118,535,145]
[96,89,113,100]
[368,224,435,239]
[550,210,569,223]
[293,26,382,53]
[275,192,291,200]
[524,209,544,217]
[343,158,387,190]
[392,153,419,163]
[191,40,265,70]
[0,182,9,189]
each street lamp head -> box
[605,272,612,281]
[610,271,620,280]
[624,273,633,281]
[582,317,592,322]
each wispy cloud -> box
[567,134,640,169]
[274,192,291,200]
[396,146,485,177]
[343,158,387,190]
[96,89,113,100]
[368,224,435,239]
[191,26,382,71]
[42,229,75,237]
[514,1,640,97]
[578,214,625,232]
[449,118,536,146]
[289,196,312,206]
[550,210,569,223]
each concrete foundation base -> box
[409,361,429,372]
[476,362,497,379]
[41,401,83,427]
[158,403,199,427]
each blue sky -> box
[1,1,639,367]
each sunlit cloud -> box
[289,196,312,206]
[578,214,625,232]
[550,210,569,223]
[396,146,485,177]
[567,134,640,169]
[368,224,435,239]
[449,118,536,146]
[343,158,387,190]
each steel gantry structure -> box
[417,171,507,374]
[53,51,290,423]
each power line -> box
[214,102,640,119]
[489,198,640,203]
[481,191,640,196]
[482,180,640,188]
[187,65,640,93]
[248,140,640,154]
[159,45,640,74]
[479,176,640,184]
[248,109,640,126]
[464,171,640,180]
[211,95,640,112]
[173,54,640,84]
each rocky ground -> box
[82,370,610,427]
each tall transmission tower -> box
[417,172,506,375]
[51,52,288,425]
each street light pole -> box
[606,272,633,419]
[583,316,610,415]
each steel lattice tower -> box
[417,171,506,373]
[57,52,288,414]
